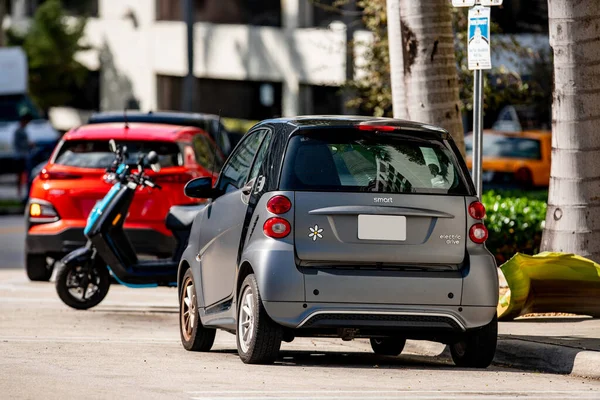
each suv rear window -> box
[280,130,472,195]
[54,140,183,169]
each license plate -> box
[358,215,406,241]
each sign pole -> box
[472,69,484,198]
[453,0,500,198]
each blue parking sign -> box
[468,6,492,70]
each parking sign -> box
[480,0,503,5]
[467,6,492,70]
[452,0,475,6]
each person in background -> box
[13,112,34,203]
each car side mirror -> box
[184,177,217,199]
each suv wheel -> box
[236,274,282,364]
[26,254,53,281]
[450,314,498,368]
[369,337,406,356]
[179,269,216,351]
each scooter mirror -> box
[109,139,117,153]
[147,151,159,165]
[146,151,161,173]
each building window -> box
[491,0,548,34]
[310,0,364,30]
[157,75,282,120]
[299,84,343,115]
[156,0,281,27]
[156,0,183,21]
[157,75,184,111]
[67,70,100,111]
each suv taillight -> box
[468,201,486,219]
[469,223,488,244]
[29,199,60,222]
[263,217,291,239]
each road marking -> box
[185,389,590,396]
[190,397,598,400]
[0,226,24,234]
[187,392,600,400]
[0,335,179,344]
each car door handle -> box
[241,179,255,196]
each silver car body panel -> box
[178,117,498,338]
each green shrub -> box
[481,190,547,265]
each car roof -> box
[62,122,204,142]
[88,110,220,128]
[253,115,452,139]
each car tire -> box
[236,274,282,364]
[179,269,216,352]
[450,314,498,368]
[369,337,407,356]
[25,254,53,282]
[55,259,110,310]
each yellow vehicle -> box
[465,130,552,188]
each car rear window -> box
[53,140,183,169]
[465,135,542,160]
[280,129,472,195]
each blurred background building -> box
[2,0,550,128]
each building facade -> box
[6,0,550,123]
[9,0,360,121]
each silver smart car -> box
[178,116,498,367]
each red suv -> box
[25,122,223,281]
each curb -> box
[347,337,600,378]
[495,337,600,379]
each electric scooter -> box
[55,139,203,310]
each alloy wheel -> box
[238,285,255,353]
[181,277,196,341]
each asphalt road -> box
[0,215,599,399]
[0,215,26,270]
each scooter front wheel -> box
[55,260,110,310]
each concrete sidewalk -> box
[495,316,600,378]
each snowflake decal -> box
[308,225,324,241]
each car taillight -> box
[155,172,194,184]
[263,217,291,239]
[468,201,486,219]
[266,195,292,214]
[29,199,59,222]
[39,169,82,180]
[469,223,488,244]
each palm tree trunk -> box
[541,0,600,261]
[388,0,464,153]
[386,0,408,119]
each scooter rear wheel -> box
[55,260,110,310]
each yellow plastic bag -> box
[497,252,600,321]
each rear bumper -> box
[26,226,176,257]
[263,302,496,332]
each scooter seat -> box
[166,204,204,231]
